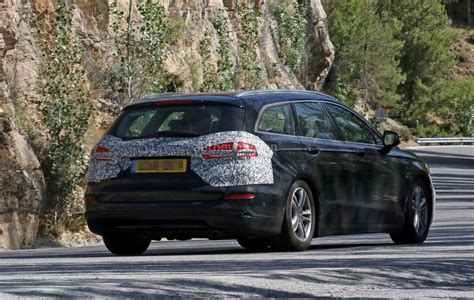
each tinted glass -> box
[325,104,382,145]
[257,104,295,135]
[294,102,337,140]
[111,105,245,139]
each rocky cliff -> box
[0,0,334,249]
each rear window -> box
[110,105,245,139]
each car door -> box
[292,101,362,234]
[323,103,402,228]
[254,102,307,217]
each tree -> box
[110,0,171,104]
[444,0,473,27]
[39,2,91,221]
[383,0,457,124]
[324,0,404,107]
[430,76,474,136]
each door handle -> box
[307,148,320,155]
[355,150,366,157]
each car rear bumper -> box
[85,189,284,239]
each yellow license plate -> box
[134,159,187,173]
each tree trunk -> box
[126,0,133,103]
[468,0,472,27]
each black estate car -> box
[85,90,435,255]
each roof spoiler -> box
[138,93,181,102]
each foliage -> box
[418,76,474,136]
[138,0,172,93]
[214,8,234,91]
[325,0,473,137]
[468,107,474,137]
[324,0,405,107]
[199,9,234,92]
[399,126,413,142]
[184,54,201,92]
[274,0,308,72]
[199,39,218,92]
[236,2,262,89]
[384,0,457,123]
[39,2,91,219]
[110,0,172,104]
[331,75,360,106]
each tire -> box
[237,238,271,250]
[271,181,316,251]
[103,234,151,256]
[390,180,432,244]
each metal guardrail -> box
[417,137,474,144]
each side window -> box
[294,102,338,140]
[257,104,295,135]
[325,104,383,145]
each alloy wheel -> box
[290,187,312,241]
[412,185,428,235]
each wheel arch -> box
[401,172,435,228]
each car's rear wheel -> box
[103,234,151,255]
[390,180,432,244]
[237,238,271,250]
[271,181,316,251]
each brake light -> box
[95,146,109,153]
[237,142,258,158]
[227,193,256,200]
[94,146,110,161]
[154,100,194,106]
[202,142,258,160]
[202,142,234,160]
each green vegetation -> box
[324,0,474,137]
[198,39,217,92]
[324,0,404,107]
[199,9,235,92]
[236,2,262,89]
[274,0,308,72]
[214,8,235,91]
[387,1,457,124]
[38,3,91,224]
[110,0,172,104]
[428,76,474,135]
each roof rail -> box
[139,93,182,102]
[235,89,326,97]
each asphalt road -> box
[0,146,473,298]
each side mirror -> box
[383,131,401,148]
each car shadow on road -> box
[0,241,398,260]
[1,230,473,297]
[0,249,472,297]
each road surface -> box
[0,146,473,297]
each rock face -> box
[0,0,45,249]
[0,0,334,249]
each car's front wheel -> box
[103,234,151,255]
[390,180,432,244]
[271,181,316,251]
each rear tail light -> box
[202,142,258,160]
[84,194,95,203]
[94,146,111,161]
[202,142,234,160]
[237,142,258,158]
